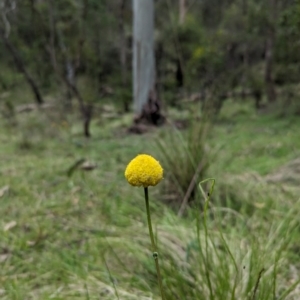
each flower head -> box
[125,154,163,187]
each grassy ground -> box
[0,99,300,299]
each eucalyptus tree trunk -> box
[133,0,155,115]
[179,0,186,24]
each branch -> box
[0,0,16,37]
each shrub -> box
[156,119,211,215]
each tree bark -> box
[0,29,44,105]
[179,0,186,24]
[133,0,155,114]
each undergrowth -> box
[0,101,300,299]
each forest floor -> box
[0,99,300,299]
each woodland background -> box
[1,1,300,299]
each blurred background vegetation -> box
[1,0,300,126]
[1,0,300,299]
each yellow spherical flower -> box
[125,154,163,187]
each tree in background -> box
[0,0,44,105]
[132,0,164,125]
[1,0,300,131]
[179,0,186,24]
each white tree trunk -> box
[133,0,155,114]
[179,0,186,24]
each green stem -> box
[144,187,165,300]
[199,178,216,300]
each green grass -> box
[215,100,300,174]
[0,100,300,299]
